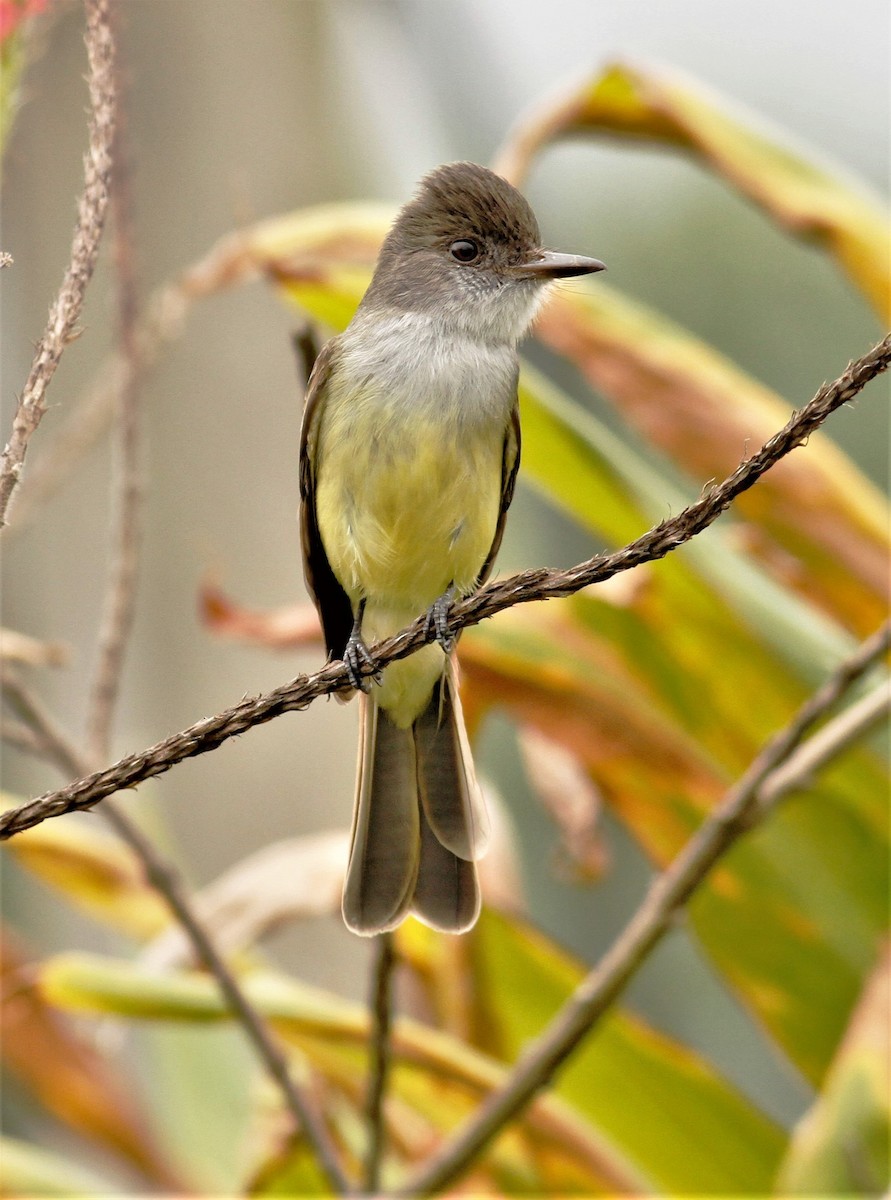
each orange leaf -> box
[0,927,182,1188]
[200,581,323,650]
[461,607,725,863]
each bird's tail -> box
[342,666,488,936]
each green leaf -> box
[516,360,856,682]
[0,1135,118,1197]
[248,1136,331,1196]
[462,609,889,1084]
[534,285,889,637]
[776,946,890,1194]
[400,910,787,1194]
[0,926,181,1187]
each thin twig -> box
[1,334,888,840]
[0,627,68,667]
[758,679,890,808]
[397,618,891,1197]
[85,14,143,763]
[1,671,85,779]
[9,240,318,538]
[0,0,116,527]
[4,229,260,535]
[0,668,351,1194]
[1,718,45,757]
[364,933,397,1192]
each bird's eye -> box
[449,239,480,263]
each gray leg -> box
[343,599,380,692]
[424,584,458,653]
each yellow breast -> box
[315,394,505,614]
[309,320,517,725]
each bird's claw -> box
[343,633,380,693]
[425,587,457,653]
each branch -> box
[0,0,116,527]
[758,679,889,809]
[0,334,887,840]
[397,618,891,1197]
[85,16,143,763]
[4,227,260,535]
[364,932,397,1191]
[0,668,351,1194]
[2,717,45,757]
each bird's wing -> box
[299,339,355,661]
[476,399,521,587]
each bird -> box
[299,161,605,935]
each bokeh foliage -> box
[2,45,888,1200]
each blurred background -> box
[2,0,888,1190]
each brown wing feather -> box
[476,400,521,588]
[299,339,355,660]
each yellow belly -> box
[315,395,506,725]
[316,411,503,609]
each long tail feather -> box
[342,669,487,936]
[342,695,420,935]
[412,805,480,932]
[413,667,489,861]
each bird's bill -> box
[516,251,607,279]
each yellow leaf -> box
[777,943,890,1193]
[1,795,169,939]
[496,61,891,319]
[40,951,642,1194]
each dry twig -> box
[1,717,45,757]
[1,333,888,840]
[0,0,116,527]
[397,618,891,1196]
[85,21,143,762]
[759,679,889,808]
[4,230,260,534]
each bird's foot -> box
[343,630,380,692]
[343,601,381,692]
[424,585,458,653]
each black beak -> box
[518,250,607,280]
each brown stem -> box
[86,12,142,763]
[758,681,890,807]
[0,0,116,527]
[4,230,260,535]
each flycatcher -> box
[299,161,604,936]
